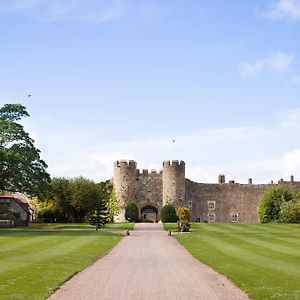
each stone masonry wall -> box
[186,179,269,223]
[113,160,278,223]
[134,170,163,218]
[162,160,185,207]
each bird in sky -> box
[28,94,32,98]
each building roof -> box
[0,192,31,215]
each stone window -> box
[207,201,215,211]
[208,212,215,222]
[187,200,192,210]
[231,213,239,223]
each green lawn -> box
[164,223,300,300]
[0,222,133,300]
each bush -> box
[258,186,293,223]
[160,204,177,222]
[279,200,300,223]
[176,207,191,232]
[125,202,139,222]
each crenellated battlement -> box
[136,168,161,176]
[163,160,185,168]
[114,160,137,168]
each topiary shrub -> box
[160,204,177,222]
[176,207,191,232]
[125,202,139,222]
[258,186,293,223]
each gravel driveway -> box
[48,223,249,300]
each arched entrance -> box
[141,205,158,222]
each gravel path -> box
[48,223,249,300]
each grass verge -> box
[164,223,300,300]
[0,222,133,300]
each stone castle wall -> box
[186,179,268,223]
[113,160,163,221]
[134,170,163,218]
[113,160,281,223]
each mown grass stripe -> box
[184,233,300,277]
[164,223,300,300]
[0,223,133,300]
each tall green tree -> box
[0,103,50,195]
[89,198,109,229]
[69,177,100,222]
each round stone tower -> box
[113,160,137,222]
[162,160,185,207]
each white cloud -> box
[263,0,300,21]
[276,108,300,128]
[44,125,276,182]
[239,52,294,78]
[0,0,126,23]
[27,107,300,184]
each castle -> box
[113,160,297,223]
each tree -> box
[89,198,109,229]
[125,202,139,222]
[176,207,191,232]
[160,204,177,222]
[0,103,50,195]
[258,186,293,223]
[106,186,119,222]
[69,177,100,222]
[36,177,114,223]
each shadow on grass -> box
[0,223,133,237]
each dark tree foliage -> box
[89,199,109,229]
[160,204,177,222]
[0,103,50,196]
[125,202,139,222]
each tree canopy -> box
[34,177,117,223]
[258,185,294,223]
[0,103,50,195]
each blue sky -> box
[1,0,300,183]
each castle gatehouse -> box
[113,160,296,223]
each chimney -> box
[218,174,225,184]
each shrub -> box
[279,200,300,223]
[125,202,139,222]
[258,186,293,223]
[176,207,191,232]
[160,204,177,222]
